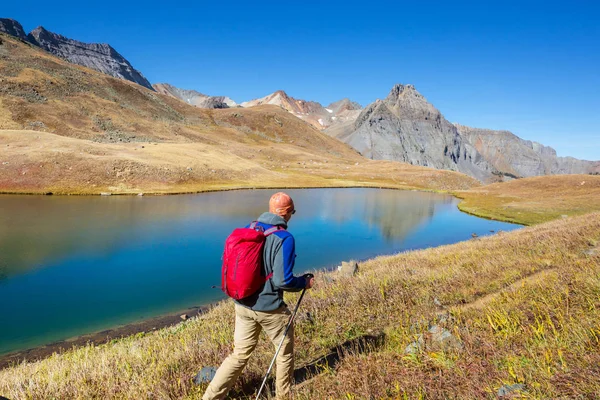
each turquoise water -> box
[0,188,520,355]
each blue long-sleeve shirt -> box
[234,212,307,311]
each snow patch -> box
[332,116,337,120]
[318,118,324,126]
[325,108,333,113]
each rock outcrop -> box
[241,90,362,130]
[327,98,362,115]
[456,124,600,177]
[0,18,29,42]
[153,83,236,109]
[26,26,153,90]
[329,84,497,182]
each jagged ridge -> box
[241,90,362,130]
[455,124,600,177]
[329,84,497,182]
[0,18,152,91]
[153,83,237,109]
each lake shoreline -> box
[0,305,211,370]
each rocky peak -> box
[327,98,362,114]
[383,83,437,118]
[331,83,497,182]
[154,83,208,100]
[272,90,289,98]
[26,25,153,91]
[454,124,599,177]
[153,83,236,108]
[387,83,413,97]
[242,91,363,130]
[0,18,29,42]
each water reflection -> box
[0,190,452,280]
[316,189,454,241]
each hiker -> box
[203,192,315,400]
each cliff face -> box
[330,84,497,182]
[0,19,29,42]
[26,26,153,91]
[456,124,600,177]
[152,83,237,109]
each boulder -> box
[337,261,358,277]
[180,314,189,321]
[427,325,463,351]
[404,334,425,355]
[497,383,526,397]
[194,366,217,384]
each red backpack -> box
[221,222,283,300]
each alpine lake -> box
[0,188,520,356]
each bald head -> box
[269,192,295,220]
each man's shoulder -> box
[272,228,293,241]
[254,221,293,241]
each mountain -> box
[25,26,153,91]
[327,84,497,182]
[0,18,29,42]
[455,124,600,177]
[241,90,362,130]
[153,83,237,109]
[323,98,363,139]
[327,98,362,114]
[0,32,479,195]
[1,18,153,91]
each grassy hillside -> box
[0,33,478,194]
[455,175,600,225]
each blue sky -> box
[4,0,599,160]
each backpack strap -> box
[257,224,285,281]
[264,225,285,236]
[249,221,264,232]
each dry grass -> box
[1,212,598,399]
[454,175,600,225]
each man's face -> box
[283,208,296,222]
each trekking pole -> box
[255,274,313,400]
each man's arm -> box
[272,235,307,291]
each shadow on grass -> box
[232,333,386,398]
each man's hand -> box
[304,273,315,289]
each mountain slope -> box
[153,83,236,109]
[0,18,153,90]
[26,26,153,90]
[0,33,478,194]
[329,84,497,182]
[455,124,600,177]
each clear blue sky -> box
[4,0,599,160]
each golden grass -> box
[1,212,598,399]
[454,175,600,225]
[0,129,479,195]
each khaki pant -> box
[202,304,294,400]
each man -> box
[203,192,315,400]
